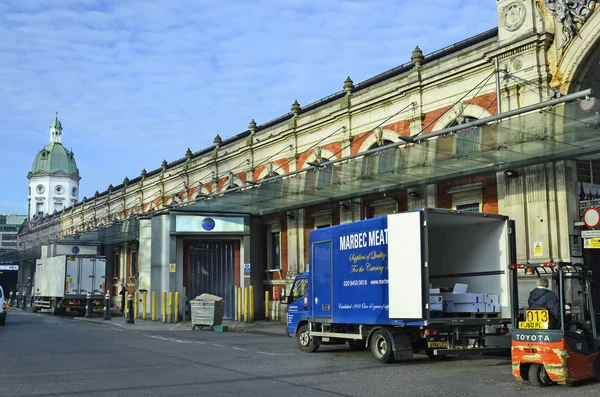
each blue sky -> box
[0,0,498,214]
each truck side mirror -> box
[279,295,291,304]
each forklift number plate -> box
[519,310,549,329]
[525,309,549,323]
[427,341,448,348]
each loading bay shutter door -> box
[388,212,424,319]
[188,241,235,319]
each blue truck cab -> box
[281,208,515,363]
[285,272,311,342]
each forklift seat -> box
[564,330,590,356]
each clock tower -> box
[27,115,81,220]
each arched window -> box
[261,171,279,180]
[368,139,394,150]
[448,117,480,157]
[368,139,396,174]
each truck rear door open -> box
[388,211,425,320]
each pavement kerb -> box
[73,316,288,337]
[73,317,126,329]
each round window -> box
[55,185,64,195]
[36,185,45,194]
[71,187,77,197]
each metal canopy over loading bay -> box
[169,89,600,216]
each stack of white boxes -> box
[429,290,443,311]
[438,284,501,314]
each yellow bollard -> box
[243,287,249,322]
[162,292,167,323]
[124,292,128,317]
[142,292,147,320]
[265,291,269,321]
[175,292,180,323]
[237,287,242,321]
[168,292,174,323]
[249,285,254,322]
[152,292,156,321]
[134,292,139,319]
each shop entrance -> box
[185,240,237,319]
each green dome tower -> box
[27,114,81,219]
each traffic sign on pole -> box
[583,207,600,229]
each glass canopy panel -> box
[175,99,600,215]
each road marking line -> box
[144,335,192,343]
[232,347,247,351]
[256,351,293,356]
[213,343,226,347]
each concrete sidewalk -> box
[73,315,288,336]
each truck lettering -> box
[339,229,388,251]
[340,232,368,251]
[368,229,388,247]
[350,265,365,273]
[349,253,368,264]
[366,263,387,274]
[515,333,551,342]
[369,250,386,260]
[343,279,367,286]
[338,302,390,311]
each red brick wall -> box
[436,173,498,214]
[297,142,342,169]
[383,120,411,137]
[423,105,453,134]
[303,202,339,264]
[423,93,497,134]
[351,131,370,154]
[253,158,290,180]
[469,92,498,116]
[350,121,410,155]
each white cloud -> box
[0,0,497,210]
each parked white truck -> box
[32,255,107,315]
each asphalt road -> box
[1,310,599,397]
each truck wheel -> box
[594,357,600,382]
[297,324,320,353]
[348,341,366,351]
[370,330,395,364]
[50,300,58,315]
[528,364,550,387]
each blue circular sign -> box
[201,217,216,231]
[71,246,80,254]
